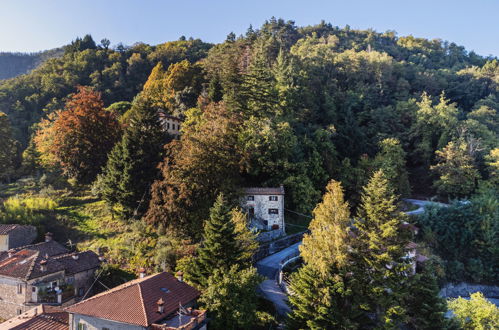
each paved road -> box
[403,199,447,215]
[256,242,301,316]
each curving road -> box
[403,198,447,215]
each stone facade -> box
[0,225,37,251]
[242,186,285,234]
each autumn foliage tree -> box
[49,86,121,183]
[145,101,242,237]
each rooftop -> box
[0,305,68,330]
[0,224,35,235]
[0,241,100,281]
[243,186,285,195]
[66,272,200,327]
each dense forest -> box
[0,47,63,80]
[0,18,497,328]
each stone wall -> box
[0,277,30,320]
[243,193,285,232]
[440,282,499,299]
[7,226,37,250]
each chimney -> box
[176,271,184,282]
[98,256,106,263]
[138,267,146,278]
[40,259,47,272]
[157,298,165,313]
[45,232,53,242]
[7,249,14,258]
[72,253,79,260]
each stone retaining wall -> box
[254,231,306,261]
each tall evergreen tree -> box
[354,170,411,328]
[183,194,248,288]
[374,138,410,197]
[98,96,166,217]
[0,112,19,181]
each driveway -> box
[403,199,447,215]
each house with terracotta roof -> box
[242,185,286,235]
[0,224,37,252]
[0,233,101,320]
[66,272,206,330]
[159,112,182,137]
[0,304,69,330]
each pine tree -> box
[374,138,410,197]
[288,180,366,329]
[405,270,455,329]
[0,112,19,180]
[183,194,247,288]
[354,170,411,328]
[99,96,165,217]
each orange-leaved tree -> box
[51,86,121,183]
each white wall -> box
[70,313,146,330]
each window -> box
[77,323,86,330]
[17,284,22,294]
[248,207,254,216]
[268,208,279,215]
[247,195,254,201]
[263,220,268,226]
[32,287,36,292]
[167,123,170,129]
[17,309,22,315]
[269,196,278,201]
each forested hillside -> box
[0,47,63,80]
[0,17,497,327]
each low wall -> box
[440,282,499,299]
[254,231,306,261]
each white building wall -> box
[70,313,146,330]
[243,194,285,233]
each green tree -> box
[405,270,455,329]
[354,170,411,328]
[0,112,19,180]
[199,266,263,330]
[373,138,410,197]
[98,96,166,217]
[182,194,249,288]
[448,292,499,330]
[431,139,480,197]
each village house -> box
[0,233,101,320]
[159,112,182,137]
[0,224,37,252]
[242,185,286,234]
[66,271,206,330]
[0,304,69,329]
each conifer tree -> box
[374,138,410,197]
[0,112,19,180]
[99,96,165,217]
[183,194,247,288]
[288,180,366,329]
[405,270,455,329]
[354,170,411,328]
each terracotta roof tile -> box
[243,186,285,195]
[0,305,68,330]
[66,272,200,327]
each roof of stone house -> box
[66,272,200,327]
[243,186,285,195]
[0,241,100,281]
[0,305,68,330]
[406,241,418,250]
[158,112,182,122]
[0,224,35,235]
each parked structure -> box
[159,112,182,137]
[0,233,101,320]
[0,224,37,251]
[242,185,285,234]
[0,305,69,329]
[66,271,206,330]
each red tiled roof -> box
[0,241,99,280]
[66,272,200,327]
[243,186,285,195]
[0,305,68,330]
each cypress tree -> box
[354,170,411,328]
[184,194,247,288]
[99,96,166,217]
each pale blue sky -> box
[0,0,498,56]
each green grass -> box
[284,210,311,234]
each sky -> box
[0,0,498,56]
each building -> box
[0,305,69,329]
[159,112,182,137]
[0,224,37,252]
[242,186,285,234]
[0,233,101,320]
[66,271,206,330]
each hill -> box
[0,48,64,80]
